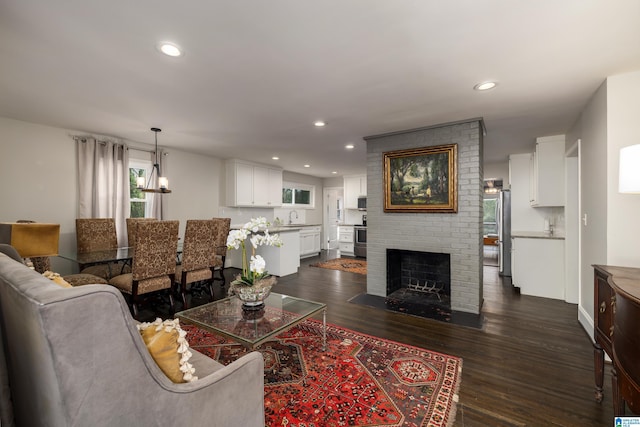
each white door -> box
[565,140,580,304]
[323,187,343,250]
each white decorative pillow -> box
[137,318,198,383]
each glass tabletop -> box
[58,243,185,266]
[176,293,326,348]
[58,247,134,265]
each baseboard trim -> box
[578,304,594,343]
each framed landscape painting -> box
[383,144,457,213]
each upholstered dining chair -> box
[211,217,231,286]
[76,218,128,279]
[126,217,157,248]
[15,220,108,286]
[174,220,216,309]
[108,220,179,318]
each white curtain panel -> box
[77,137,130,245]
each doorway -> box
[565,140,580,305]
[483,179,502,267]
[323,187,343,250]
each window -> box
[282,182,315,208]
[129,159,152,218]
[483,198,498,236]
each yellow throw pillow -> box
[137,318,197,383]
[42,270,73,288]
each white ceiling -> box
[1,1,640,178]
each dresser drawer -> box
[595,269,614,353]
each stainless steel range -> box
[354,225,367,258]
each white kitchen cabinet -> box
[511,236,565,300]
[299,226,321,258]
[344,175,367,209]
[529,135,565,207]
[338,225,354,255]
[226,159,283,207]
[509,153,555,232]
[226,228,300,276]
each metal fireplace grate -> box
[406,279,445,301]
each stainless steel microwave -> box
[357,197,366,210]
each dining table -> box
[58,244,185,279]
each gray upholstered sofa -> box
[0,252,265,427]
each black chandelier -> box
[137,127,171,194]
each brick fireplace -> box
[364,119,484,314]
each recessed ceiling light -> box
[158,42,183,57]
[272,156,279,160]
[314,121,326,127]
[332,171,338,174]
[345,144,354,150]
[474,81,497,91]
[304,164,311,168]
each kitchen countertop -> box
[230,224,321,232]
[511,231,565,240]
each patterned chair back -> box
[212,218,231,259]
[181,220,216,272]
[126,218,157,248]
[132,220,179,283]
[76,218,118,253]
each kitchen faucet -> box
[288,210,299,224]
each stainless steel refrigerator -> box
[498,190,512,277]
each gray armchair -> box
[0,253,265,427]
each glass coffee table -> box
[176,293,327,350]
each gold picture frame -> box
[383,144,457,213]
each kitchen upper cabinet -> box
[226,159,283,207]
[344,175,367,209]
[252,166,283,207]
[530,136,565,207]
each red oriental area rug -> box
[311,258,367,275]
[184,319,462,427]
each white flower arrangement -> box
[226,217,283,286]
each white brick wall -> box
[364,119,484,314]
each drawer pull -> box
[611,296,616,315]
[609,326,614,337]
[600,301,606,313]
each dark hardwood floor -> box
[158,250,614,426]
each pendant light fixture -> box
[137,127,171,194]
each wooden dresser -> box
[593,265,640,415]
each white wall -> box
[570,71,640,336]
[0,117,79,274]
[574,81,609,331]
[0,116,224,274]
[606,71,640,266]
[484,161,509,187]
[322,176,343,188]
[163,148,224,238]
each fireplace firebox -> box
[386,249,451,319]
